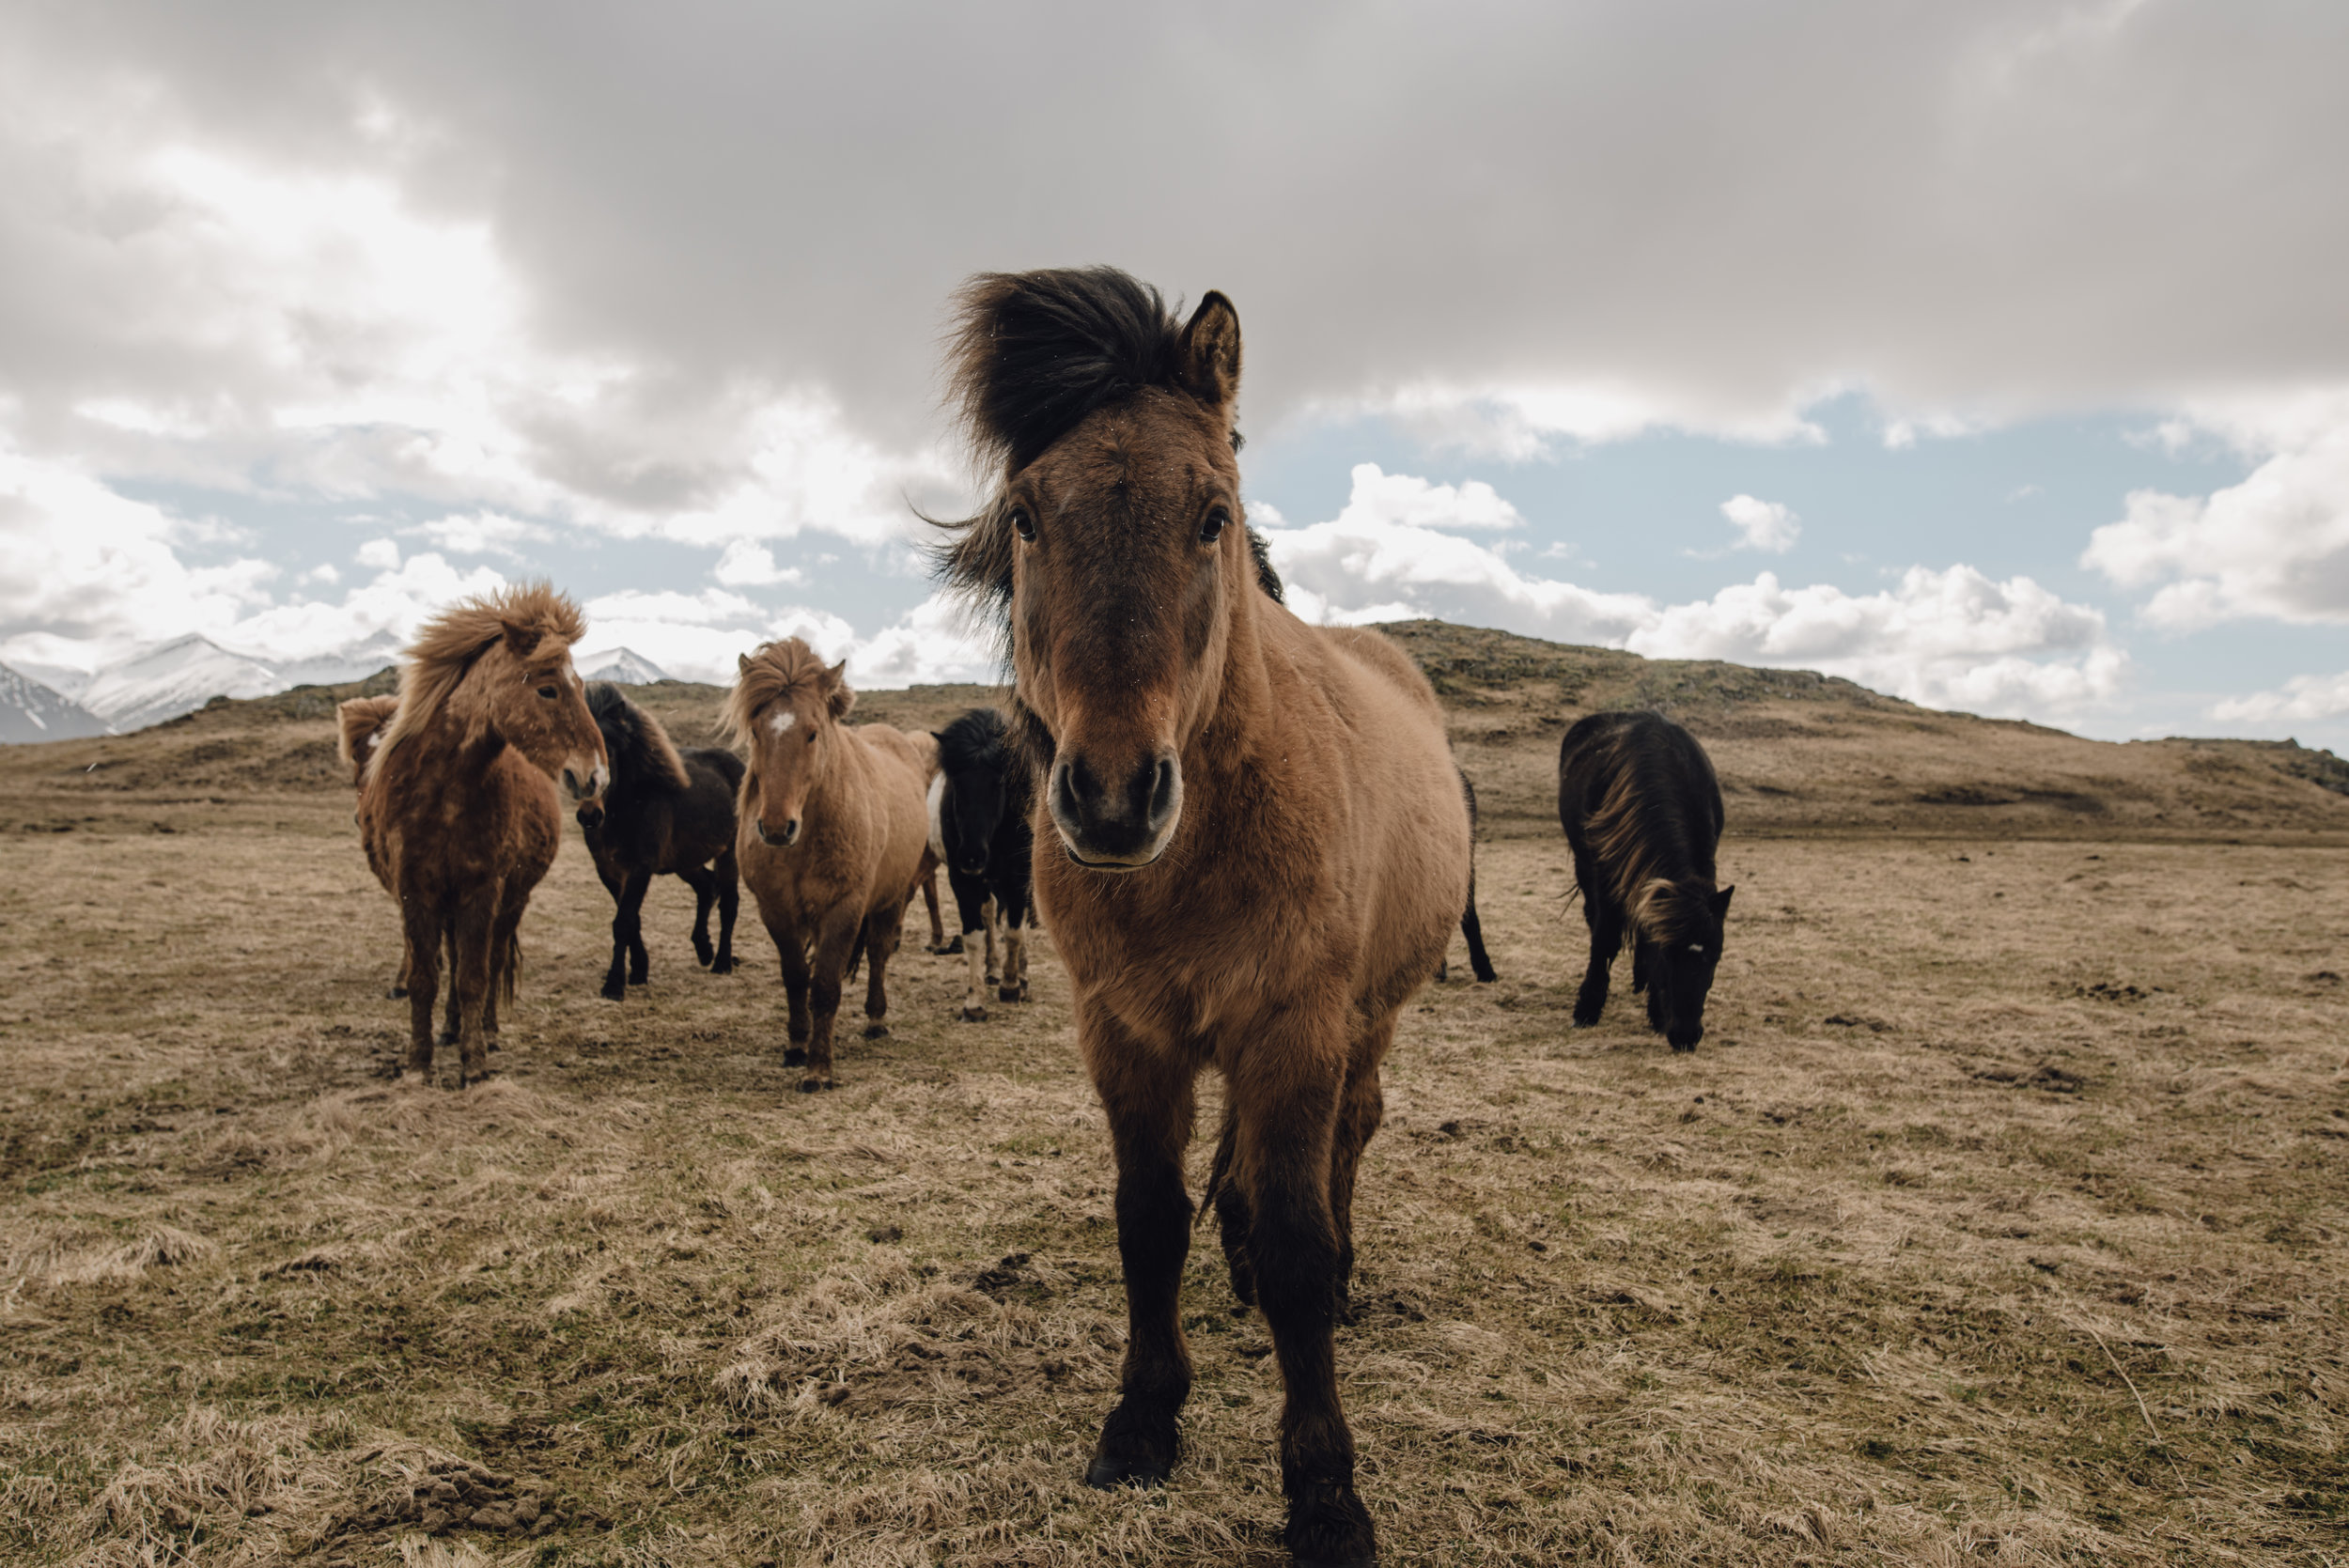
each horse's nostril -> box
[1149,758,1177,821]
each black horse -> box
[929,707,1034,1021]
[580,682,744,1001]
[1558,710,1733,1050]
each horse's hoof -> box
[1000,984,1028,1003]
[600,983,626,1002]
[387,986,408,1000]
[783,1047,807,1066]
[710,957,736,975]
[797,1077,833,1094]
[863,1022,890,1040]
[1085,1400,1179,1490]
[1570,1010,1602,1029]
[931,938,963,955]
[961,1005,988,1023]
[1286,1480,1377,1568]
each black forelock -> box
[936,706,1011,774]
[584,681,627,723]
[947,267,1187,475]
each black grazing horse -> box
[580,682,744,1001]
[1558,710,1733,1049]
[929,706,1035,1021]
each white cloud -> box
[2209,671,2349,724]
[1719,494,1800,552]
[355,538,401,570]
[1329,463,1524,532]
[2081,391,2349,628]
[712,539,803,587]
[406,511,552,559]
[1627,567,2122,713]
[0,448,277,649]
[1264,465,2122,720]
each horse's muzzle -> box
[575,800,605,830]
[757,817,801,848]
[1049,749,1180,870]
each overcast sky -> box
[4,0,2347,746]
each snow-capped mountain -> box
[0,663,110,744]
[577,647,671,685]
[267,630,404,689]
[77,635,286,733]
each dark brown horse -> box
[580,682,743,1001]
[360,584,609,1087]
[1559,710,1733,1049]
[939,268,1470,1568]
[727,639,931,1093]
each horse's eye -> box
[1200,506,1229,544]
[537,685,557,700]
[1009,505,1035,541]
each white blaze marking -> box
[769,710,797,736]
[926,770,948,862]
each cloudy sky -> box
[4,1,2347,746]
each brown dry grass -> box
[3,625,2345,1566]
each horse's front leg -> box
[920,862,950,951]
[401,903,442,1082]
[678,863,720,968]
[951,872,991,1021]
[484,893,526,1046]
[997,883,1030,1003]
[800,909,862,1092]
[1232,1017,1377,1567]
[765,910,812,1063]
[710,850,739,974]
[1328,1039,1392,1324]
[449,896,499,1088]
[859,903,902,1039]
[603,867,652,1001]
[982,895,1000,987]
[1081,1014,1197,1490]
[1573,866,1623,1028]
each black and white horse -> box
[580,682,744,1001]
[929,707,1034,1021]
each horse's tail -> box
[845,928,865,983]
[1457,766,1497,983]
[502,930,521,1009]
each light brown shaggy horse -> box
[727,639,932,1093]
[360,584,609,1087]
[939,268,1470,1568]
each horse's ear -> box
[500,620,543,658]
[738,653,753,675]
[823,659,856,720]
[1711,885,1735,917]
[1176,291,1242,414]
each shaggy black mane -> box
[932,265,1283,619]
[948,267,1187,477]
[936,706,1011,774]
[584,681,628,724]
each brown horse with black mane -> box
[727,639,932,1093]
[939,268,1470,1568]
[359,584,609,1087]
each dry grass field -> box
[3,622,2345,1567]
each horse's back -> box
[1282,616,1470,998]
[844,723,934,909]
[1558,709,1724,863]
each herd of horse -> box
[334,268,1734,1568]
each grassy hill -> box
[4,619,2344,843]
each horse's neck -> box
[399,704,508,784]
[1179,593,1277,800]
